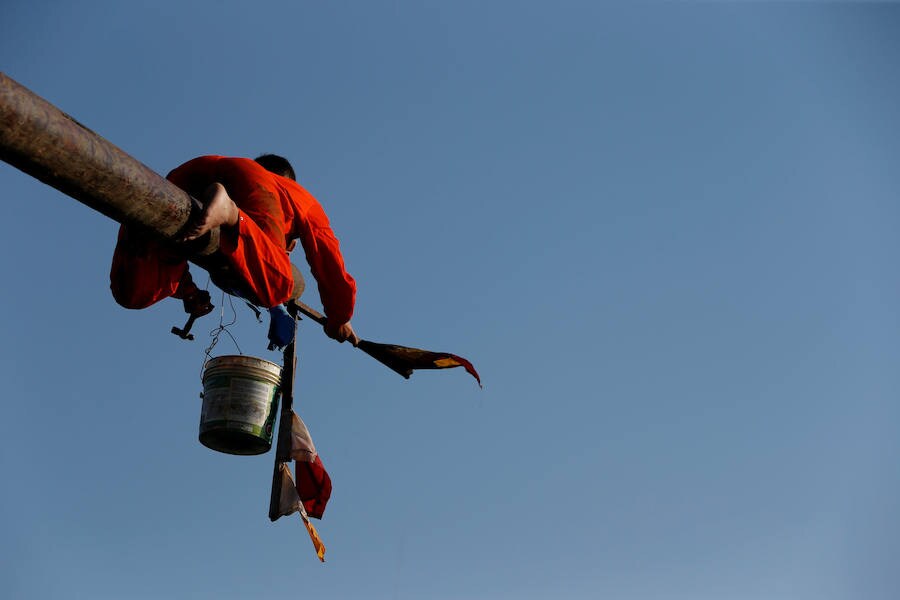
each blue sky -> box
[2,2,900,599]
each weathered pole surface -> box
[269,304,300,521]
[0,72,218,254]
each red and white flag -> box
[275,412,331,561]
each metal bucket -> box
[199,355,282,455]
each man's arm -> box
[290,190,358,341]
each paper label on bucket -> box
[202,376,276,426]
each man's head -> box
[255,154,296,181]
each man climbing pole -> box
[110,154,360,349]
[1,73,479,384]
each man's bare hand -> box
[325,321,360,346]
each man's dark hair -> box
[255,154,296,181]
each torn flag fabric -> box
[276,463,326,562]
[356,341,482,387]
[296,455,332,519]
[290,412,332,519]
[289,411,317,462]
[276,461,301,517]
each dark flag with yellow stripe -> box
[357,340,482,387]
[291,300,482,387]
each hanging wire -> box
[200,290,243,379]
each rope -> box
[200,290,242,379]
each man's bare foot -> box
[182,182,240,241]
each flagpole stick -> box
[289,300,326,327]
[288,300,415,379]
[268,303,300,521]
[286,299,480,386]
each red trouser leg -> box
[109,226,187,309]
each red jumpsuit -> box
[110,156,356,324]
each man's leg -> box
[289,263,306,301]
[110,226,187,309]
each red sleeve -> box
[295,202,357,324]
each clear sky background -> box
[2,2,899,599]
